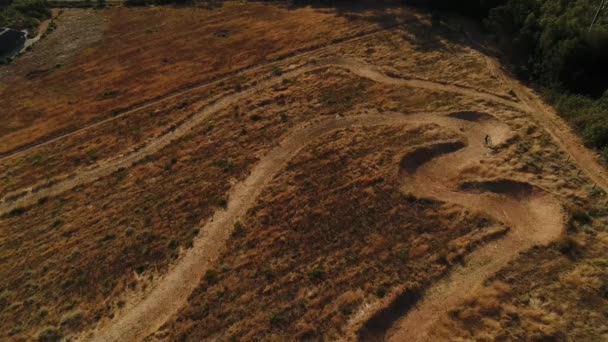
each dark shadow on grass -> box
[138,0,487,57]
[282,0,486,54]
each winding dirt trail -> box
[87,108,564,342]
[0,58,526,216]
[4,51,573,341]
[2,56,569,340]
[86,112,418,342]
[385,112,564,341]
[3,20,600,342]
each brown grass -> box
[0,52,484,339]
[0,3,381,155]
[153,125,503,341]
[2,2,601,340]
[433,208,608,341]
[0,86,225,198]
[0,66,380,340]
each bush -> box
[8,206,26,217]
[204,269,218,285]
[37,326,61,342]
[556,236,582,257]
[552,92,608,152]
[0,0,50,30]
[59,310,84,329]
[232,221,246,239]
[308,267,325,283]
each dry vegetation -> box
[422,89,608,342]
[1,57,484,340]
[152,124,504,341]
[431,210,608,341]
[0,67,374,340]
[0,88,218,197]
[0,2,381,156]
[1,2,606,341]
[334,21,516,100]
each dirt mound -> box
[400,141,465,174]
[447,111,496,122]
[459,179,534,197]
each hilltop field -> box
[1,2,607,341]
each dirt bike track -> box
[4,31,601,341]
[86,108,564,342]
[0,57,530,216]
[87,112,422,342]
[385,112,564,341]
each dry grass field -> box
[0,2,606,341]
[152,123,506,341]
[0,3,381,156]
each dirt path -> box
[1,55,570,341]
[84,113,419,342]
[493,60,608,195]
[87,108,564,342]
[385,112,564,341]
[463,28,608,196]
[3,21,599,342]
[0,26,396,161]
[0,58,526,216]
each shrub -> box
[59,309,84,329]
[204,269,218,285]
[269,311,288,327]
[0,0,50,30]
[280,112,289,122]
[8,206,27,217]
[36,326,61,342]
[232,221,246,239]
[374,285,388,298]
[272,66,283,76]
[308,267,325,283]
[250,114,262,121]
[134,264,146,274]
[556,236,582,257]
[568,205,592,225]
[566,204,592,231]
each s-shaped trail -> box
[86,112,424,341]
[385,112,563,341]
